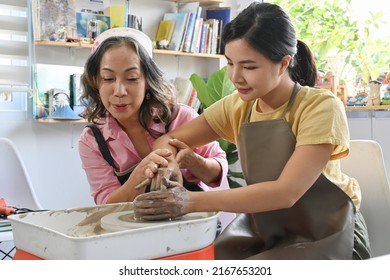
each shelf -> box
[34,41,224,58]
[153,49,223,58]
[33,118,88,123]
[345,105,390,111]
[34,40,93,48]
[170,0,224,5]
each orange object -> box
[0,198,16,216]
[13,243,215,260]
[13,249,43,260]
[156,243,215,260]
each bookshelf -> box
[32,0,228,123]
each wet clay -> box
[67,203,133,237]
[151,167,172,191]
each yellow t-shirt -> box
[204,86,361,208]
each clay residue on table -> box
[67,203,133,237]
[65,203,213,237]
[118,212,136,222]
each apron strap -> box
[86,124,116,168]
[243,82,302,123]
[282,82,301,116]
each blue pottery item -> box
[46,104,82,120]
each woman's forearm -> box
[186,156,222,184]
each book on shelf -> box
[155,20,176,48]
[213,19,221,54]
[206,6,231,31]
[163,12,189,52]
[110,5,126,28]
[206,6,231,53]
[190,17,204,53]
[195,6,203,19]
[184,5,202,53]
[173,77,193,105]
[192,96,201,113]
[127,14,142,30]
[198,21,209,54]
[205,21,213,54]
[109,0,128,28]
[181,12,196,53]
[204,19,218,54]
[216,19,224,54]
[186,87,198,108]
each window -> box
[0,0,31,119]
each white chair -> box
[340,139,390,258]
[0,137,43,259]
[0,137,43,210]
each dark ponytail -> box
[290,40,317,87]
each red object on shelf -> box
[13,243,215,260]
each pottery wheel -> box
[100,210,208,232]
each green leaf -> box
[190,66,235,108]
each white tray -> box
[8,203,219,260]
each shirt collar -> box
[100,113,167,140]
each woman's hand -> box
[149,166,185,191]
[133,177,189,221]
[132,149,172,192]
[168,138,222,184]
[168,138,201,169]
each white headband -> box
[91,27,153,58]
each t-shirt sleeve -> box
[293,90,350,159]
[203,92,249,144]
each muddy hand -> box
[150,167,172,191]
[133,185,188,221]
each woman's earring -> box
[146,91,151,100]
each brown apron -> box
[215,84,356,260]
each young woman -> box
[78,28,229,207]
[133,3,371,260]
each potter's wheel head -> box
[100,210,208,232]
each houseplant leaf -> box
[190,66,235,108]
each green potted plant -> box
[189,66,244,188]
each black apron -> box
[215,84,356,259]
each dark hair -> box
[222,2,317,86]
[80,36,177,138]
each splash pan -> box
[8,203,219,260]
